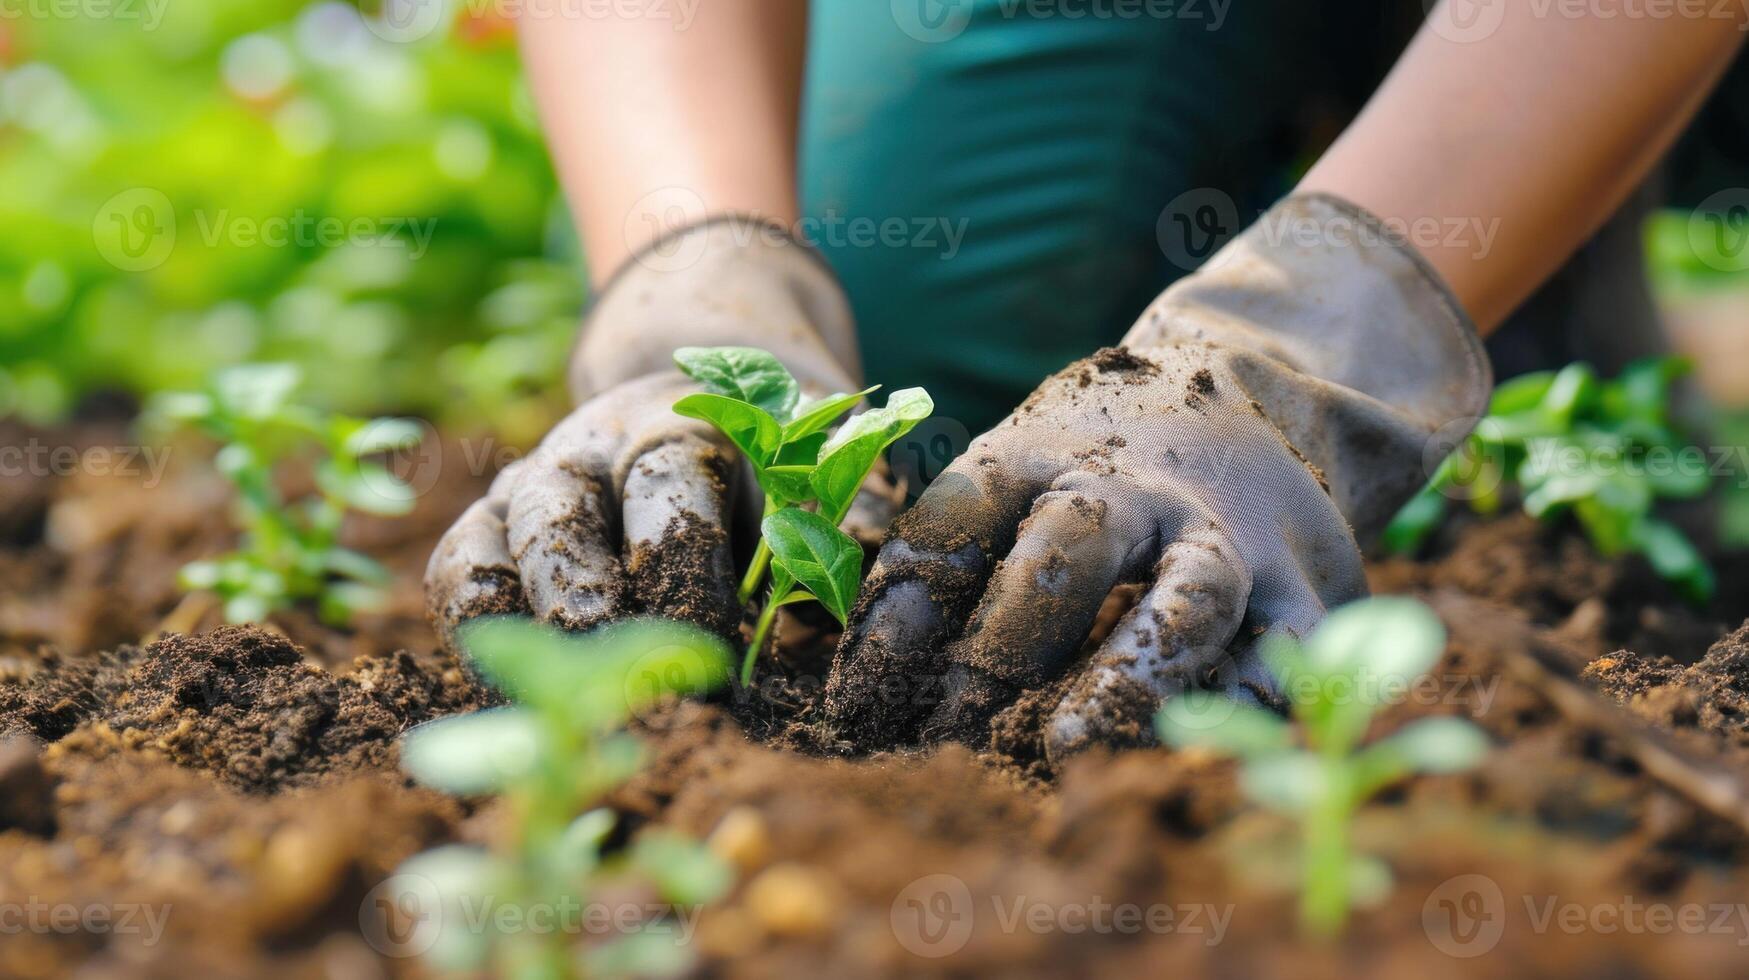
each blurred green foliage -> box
[0,1,578,440]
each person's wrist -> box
[568,213,862,402]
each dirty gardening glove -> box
[425,218,863,648]
[823,194,1491,760]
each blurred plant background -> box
[0,0,577,443]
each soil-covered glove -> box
[822,194,1491,760]
[425,217,862,648]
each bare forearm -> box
[517,0,808,282]
[1301,3,1747,333]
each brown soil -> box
[4,422,1749,977]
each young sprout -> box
[1385,357,1715,603]
[151,363,422,625]
[1156,597,1490,937]
[396,618,734,979]
[671,346,933,684]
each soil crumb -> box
[10,626,490,793]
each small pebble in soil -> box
[744,863,840,937]
[708,806,772,874]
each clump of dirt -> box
[626,511,740,638]
[13,626,489,793]
[1586,619,1749,750]
[1368,511,1739,662]
[1088,346,1159,378]
[1184,367,1217,408]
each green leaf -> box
[1347,854,1395,909]
[1487,371,1556,415]
[151,391,215,422]
[762,508,863,624]
[342,417,425,456]
[673,346,801,420]
[764,434,829,505]
[318,582,387,625]
[554,808,616,878]
[213,363,302,419]
[179,560,222,591]
[319,461,418,516]
[457,618,730,724]
[1156,693,1293,759]
[763,465,818,506]
[1301,597,1447,691]
[1239,751,1326,812]
[1370,717,1490,775]
[1380,485,1448,556]
[400,707,546,794]
[324,547,391,584]
[782,387,879,444]
[1539,362,1597,426]
[585,926,697,979]
[393,846,503,973]
[811,388,934,521]
[613,620,734,718]
[673,393,781,468]
[630,831,735,906]
[223,593,272,624]
[1632,518,1716,604]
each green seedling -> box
[1384,357,1716,603]
[671,346,933,684]
[397,618,734,980]
[150,363,422,625]
[1156,597,1490,937]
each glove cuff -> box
[1128,192,1494,539]
[569,213,862,402]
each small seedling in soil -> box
[671,346,933,684]
[1385,357,1716,603]
[1156,597,1490,937]
[397,617,734,979]
[150,363,422,625]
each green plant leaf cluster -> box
[1,5,577,438]
[672,346,933,684]
[1156,597,1490,936]
[152,363,421,625]
[1383,358,1716,603]
[396,618,734,979]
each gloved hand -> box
[822,194,1491,760]
[425,217,863,648]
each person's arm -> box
[517,0,808,281]
[1301,1,1748,333]
[428,7,863,652]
